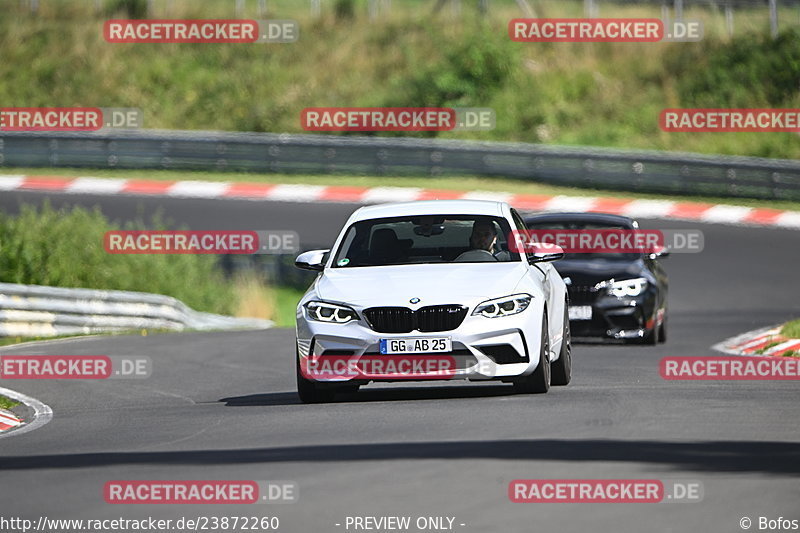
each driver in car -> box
[455,219,502,262]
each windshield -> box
[333,215,521,267]
[526,221,642,261]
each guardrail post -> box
[769,0,779,37]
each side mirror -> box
[295,249,330,271]
[649,250,670,259]
[529,244,565,263]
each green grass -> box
[8,167,800,212]
[0,203,306,328]
[1,1,799,158]
[0,396,20,410]
[781,319,800,340]
[273,285,306,328]
[0,202,233,314]
[755,341,781,355]
[232,272,305,327]
[0,199,305,341]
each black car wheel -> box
[514,313,551,394]
[641,315,660,345]
[296,353,335,404]
[551,304,572,386]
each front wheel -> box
[296,355,335,404]
[551,305,571,386]
[640,309,660,345]
[513,314,550,394]
[658,313,667,343]
[641,320,660,345]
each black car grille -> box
[363,307,414,333]
[567,285,600,305]
[608,314,641,331]
[417,305,469,332]
[364,305,468,333]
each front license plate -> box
[379,337,452,354]
[568,306,593,320]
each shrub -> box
[667,28,800,107]
[0,203,232,314]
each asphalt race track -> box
[1,189,799,533]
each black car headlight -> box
[305,301,359,323]
[600,277,649,298]
[473,294,532,318]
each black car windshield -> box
[333,215,521,267]
[526,221,642,261]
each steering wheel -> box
[454,249,498,262]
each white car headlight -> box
[305,301,359,323]
[473,294,532,318]
[602,277,649,298]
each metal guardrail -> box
[1,129,799,201]
[0,282,271,337]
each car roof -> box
[524,211,636,228]
[350,200,508,222]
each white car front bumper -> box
[296,303,546,383]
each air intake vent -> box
[479,344,527,364]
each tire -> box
[514,313,550,394]
[641,322,659,345]
[337,384,361,395]
[658,313,667,344]
[296,354,335,404]
[551,304,571,386]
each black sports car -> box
[524,212,668,344]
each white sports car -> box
[294,200,571,403]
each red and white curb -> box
[0,408,22,431]
[0,386,53,439]
[2,174,799,229]
[713,326,800,357]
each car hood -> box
[315,262,528,306]
[554,258,648,287]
